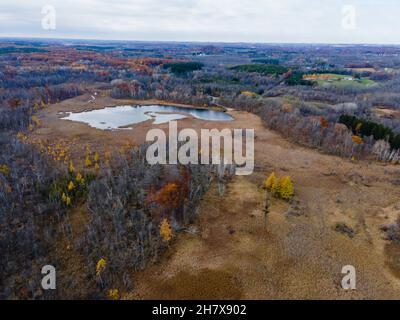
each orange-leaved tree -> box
[320,116,329,129]
[352,135,363,145]
[156,183,180,211]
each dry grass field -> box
[28,92,400,299]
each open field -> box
[373,106,400,120]
[124,107,400,300]
[303,73,377,88]
[346,67,377,73]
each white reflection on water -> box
[60,105,233,130]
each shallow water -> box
[60,105,233,130]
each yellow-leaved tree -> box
[96,258,106,277]
[264,172,277,190]
[271,179,281,196]
[67,181,75,191]
[0,164,10,175]
[31,115,41,126]
[279,176,294,200]
[160,219,173,242]
[104,151,111,166]
[265,172,295,201]
[62,193,71,206]
[76,172,84,184]
[68,161,75,174]
[108,289,119,300]
[85,155,92,168]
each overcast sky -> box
[0,0,399,44]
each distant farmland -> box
[303,73,377,88]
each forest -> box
[1,39,400,299]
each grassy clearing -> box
[304,73,377,88]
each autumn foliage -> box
[96,258,107,277]
[265,172,295,200]
[278,176,295,200]
[157,183,180,210]
[352,135,363,145]
[107,289,120,300]
[160,219,173,242]
[264,172,277,190]
[320,116,329,129]
[0,164,10,175]
[146,168,190,222]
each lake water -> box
[60,105,234,130]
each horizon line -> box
[1,35,400,47]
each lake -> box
[60,105,234,130]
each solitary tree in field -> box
[271,178,281,197]
[265,172,277,190]
[279,176,294,200]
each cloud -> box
[0,0,399,44]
